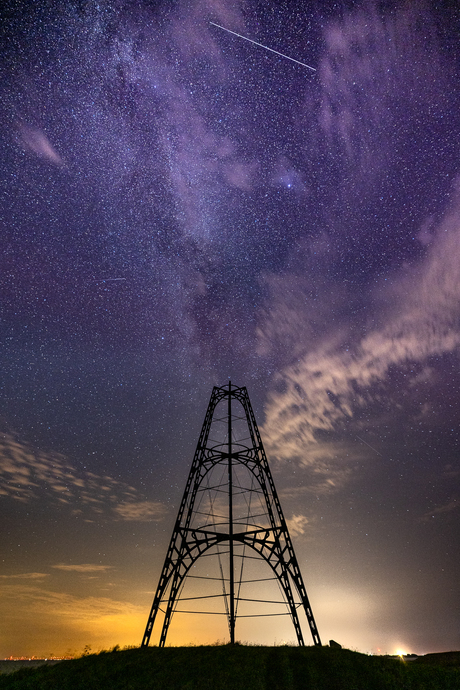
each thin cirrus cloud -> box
[0,432,166,522]
[114,501,167,521]
[420,499,459,523]
[0,572,49,580]
[0,583,145,655]
[318,3,445,169]
[261,192,460,477]
[51,564,114,573]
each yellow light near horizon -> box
[395,649,406,657]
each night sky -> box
[1,0,460,657]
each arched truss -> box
[141,383,321,647]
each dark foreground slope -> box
[413,652,460,669]
[1,646,459,690]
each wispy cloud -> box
[261,193,460,485]
[51,564,114,573]
[319,2,445,174]
[114,501,167,522]
[0,432,166,522]
[0,573,49,580]
[421,499,458,523]
[0,582,145,655]
[286,514,309,537]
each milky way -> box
[1,0,460,655]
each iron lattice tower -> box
[142,382,321,647]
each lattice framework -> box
[142,382,321,647]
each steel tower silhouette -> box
[142,382,321,647]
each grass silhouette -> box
[1,645,459,689]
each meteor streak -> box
[356,435,383,457]
[93,278,126,283]
[210,22,316,72]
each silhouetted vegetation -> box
[1,645,460,689]
[413,652,460,669]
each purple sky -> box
[1,0,459,656]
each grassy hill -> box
[413,652,460,669]
[1,645,460,690]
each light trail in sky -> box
[210,22,316,72]
[356,435,383,457]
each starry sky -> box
[1,0,460,657]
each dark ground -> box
[1,646,460,689]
